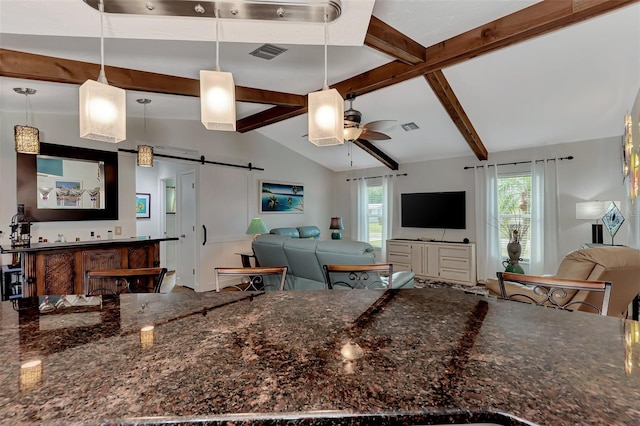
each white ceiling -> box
[1,0,639,172]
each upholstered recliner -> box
[486,247,640,318]
[252,234,415,290]
[269,226,321,239]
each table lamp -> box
[575,200,615,244]
[330,217,344,240]
[246,218,268,240]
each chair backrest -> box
[323,263,393,289]
[496,271,612,315]
[84,267,167,295]
[214,266,287,292]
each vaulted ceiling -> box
[1,0,638,171]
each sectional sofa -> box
[252,234,415,291]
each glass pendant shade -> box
[200,70,236,131]
[14,125,40,154]
[343,126,362,141]
[308,88,344,146]
[79,79,126,143]
[137,145,154,167]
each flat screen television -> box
[401,191,466,229]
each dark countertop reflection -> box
[0,288,638,425]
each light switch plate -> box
[114,226,122,235]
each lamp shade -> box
[79,79,126,143]
[137,145,154,167]
[200,70,236,131]
[14,125,40,154]
[343,126,362,142]
[329,217,344,230]
[576,201,616,219]
[246,218,269,235]
[308,88,344,146]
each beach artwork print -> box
[260,181,304,213]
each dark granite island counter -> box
[0,289,638,425]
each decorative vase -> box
[504,241,525,274]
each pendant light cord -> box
[24,93,29,125]
[143,102,147,136]
[215,9,220,72]
[98,0,108,84]
[323,10,328,90]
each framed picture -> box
[259,181,304,213]
[136,193,151,219]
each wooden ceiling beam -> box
[239,0,638,132]
[353,139,399,171]
[424,71,488,161]
[0,48,306,107]
[364,15,426,65]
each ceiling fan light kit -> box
[80,0,126,143]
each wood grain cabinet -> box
[386,239,476,286]
[1,238,175,297]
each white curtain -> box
[474,165,501,282]
[381,175,395,260]
[350,178,367,241]
[530,159,560,275]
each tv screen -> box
[401,191,466,229]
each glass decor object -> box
[602,202,625,245]
[38,187,53,200]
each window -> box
[366,181,383,248]
[498,173,531,263]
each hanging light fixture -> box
[308,10,343,146]
[14,88,40,154]
[136,98,154,167]
[200,8,236,131]
[79,0,126,143]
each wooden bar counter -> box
[0,237,177,297]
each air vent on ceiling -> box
[249,44,288,60]
[401,122,419,132]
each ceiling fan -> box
[343,93,396,142]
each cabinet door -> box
[411,244,424,275]
[425,245,439,278]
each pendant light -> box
[308,10,343,146]
[14,88,40,154]
[136,98,154,167]
[79,0,126,143]
[200,8,236,131]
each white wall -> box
[1,110,334,289]
[332,135,630,260]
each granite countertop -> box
[0,288,638,425]
[0,236,179,253]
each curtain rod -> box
[118,148,264,171]
[346,173,408,182]
[463,155,573,170]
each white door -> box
[176,170,197,290]
[160,177,177,272]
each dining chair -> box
[496,271,612,316]
[214,266,288,292]
[84,267,167,295]
[323,263,393,289]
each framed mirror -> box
[17,142,118,222]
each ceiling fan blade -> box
[360,129,391,140]
[362,120,397,132]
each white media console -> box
[386,239,477,286]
